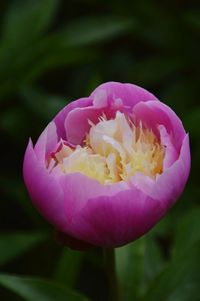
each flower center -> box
[47,112,165,184]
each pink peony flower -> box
[23,82,190,248]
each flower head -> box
[23,82,190,248]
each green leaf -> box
[184,10,200,30]
[143,236,164,289]
[2,0,59,44]
[132,56,184,85]
[141,240,200,301]
[0,106,28,138]
[0,177,45,226]
[116,238,146,300]
[57,15,134,47]
[20,86,67,120]
[0,232,47,266]
[173,208,200,257]
[116,235,164,300]
[0,274,89,301]
[21,47,97,85]
[0,0,60,88]
[54,249,83,287]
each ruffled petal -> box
[152,134,190,208]
[131,134,190,209]
[158,125,178,169]
[34,98,93,161]
[65,107,103,145]
[90,81,158,108]
[64,82,158,145]
[54,97,92,139]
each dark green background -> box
[0,0,199,300]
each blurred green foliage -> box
[0,0,199,300]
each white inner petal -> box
[48,111,165,184]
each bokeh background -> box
[0,0,199,300]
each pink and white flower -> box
[23,82,190,248]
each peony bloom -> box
[23,82,190,248]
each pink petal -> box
[23,140,67,231]
[90,81,158,108]
[62,135,190,247]
[60,173,129,221]
[34,121,58,164]
[67,187,165,247]
[152,134,190,208]
[158,125,179,169]
[54,97,92,139]
[131,134,190,209]
[65,107,103,145]
[34,98,93,161]
[133,100,186,151]
[64,82,158,145]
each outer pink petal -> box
[133,100,186,151]
[23,140,67,230]
[66,187,165,247]
[34,121,59,164]
[59,173,130,221]
[90,81,158,108]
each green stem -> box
[103,248,121,301]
